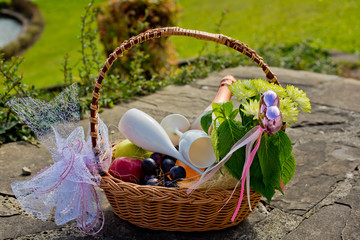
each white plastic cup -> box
[179,130,216,168]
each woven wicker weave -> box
[101,171,262,231]
[91,27,280,231]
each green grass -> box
[173,0,360,58]
[19,0,360,88]
[19,0,106,88]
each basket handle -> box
[90,27,279,150]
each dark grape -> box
[165,180,179,188]
[146,178,160,186]
[150,152,163,166]
[143,174,156,183]
[161,158,175,173]
[162,174,170,185]
[169,166,186,181]
[163,155,177,163]
[142,158,157,175]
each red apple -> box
[109,157,144,183]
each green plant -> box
[258,40,338,74]
[200,80,311,202]
[169,52,249,85]
[62,1,167,113]
[0,55,37,144]
[96,0,180,78]
[170,38,339,87]
[0,1,11,8]
[337,60,360,79]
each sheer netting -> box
[7,84,111,234]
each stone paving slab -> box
[1,66,359,239]
[283,204,351,240]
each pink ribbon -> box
[188,125,264,221]
[33,146,76,194]
[77,183,104,235]
[231,128,262,221]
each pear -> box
[114,139,152,159]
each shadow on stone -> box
[98,209,258,240]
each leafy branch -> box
[0,55,37,144]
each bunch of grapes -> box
[141,153,186,187]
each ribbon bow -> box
[7,84,111,234]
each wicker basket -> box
[90,27,281,232]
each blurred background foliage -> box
[13,0,360,88]
[1,0,359,144]
[97,0,180,78]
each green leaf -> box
[209,107,247,180]
[276,130,295,186]
[212,102,223,110]
[9,134,17,142]
[277,130,293,167]
[0,121,18,131]
[216,120,246,180]
[0,127,5,135]
[200,110,212,134]
[281,153,296,185]
[224,149,245,180]
[207,99,296,203]
[212,102,223,117]
[222,101,234,117]
[217,120,245,158]
[229,108,239,120]
[257,133,281,189]
[0,121,19,136]
[212,101,233,124]
[210,124,220,160]
[210,101,243,163]
[250,154,276,202]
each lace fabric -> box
[7,84,111,234]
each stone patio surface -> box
[1,66,359,239]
